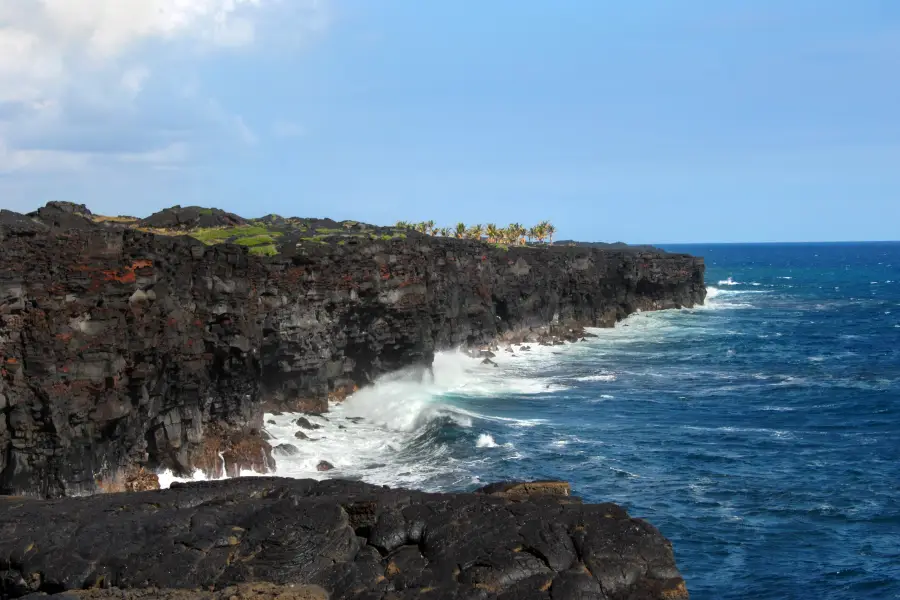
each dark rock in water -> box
[0,202,705,497]
[296,417,321,430]
[316,460,335,471]
[521,345,531,351]
[584,332,598,338]
[481,357,497,366]
[294,431,310,440]
[266,419,276,425]
[273,443,299,456]
[0,477,688,600]
[480,350,496,358]
[346,417,365,424]
[337,425,346,430]
[477,480,571,498]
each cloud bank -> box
[0,0,327,173]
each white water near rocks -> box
[158,290,731,490]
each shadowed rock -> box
[0,477,688,600]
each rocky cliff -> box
[0,477,689,600]
[0,203,705,497]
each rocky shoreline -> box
[0,202,705,497]
[1,477,689,600]
[0,202,702,598]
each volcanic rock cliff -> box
[0,477,689,600]
[0,203,705,497]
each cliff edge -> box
[0,203,705,497]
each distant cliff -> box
[0,203,705,497]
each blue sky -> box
[1,1,898,243]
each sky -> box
[0,1,898,243]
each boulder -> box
[273,444,300,457]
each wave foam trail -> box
[256,348,562,489]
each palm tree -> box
[454,222,467,239]
[395,220,410,229]
[534,221,548,244]
[506,223,525,246]
[486,223,500,244]
[467,223,484,241]
[415,222,429,234]
[424,220,436,236]
[545,222,556,245]
[527,226,538,244]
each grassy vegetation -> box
[91,215,138,224]
[248,244,278,256]
[234,234,279,247]
[189,225,282,246]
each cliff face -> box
[0,477,689,600]
[0,207,705,497]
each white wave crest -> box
[575,373,617,382]
[476,433,499,448]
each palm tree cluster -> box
[394,220,556,246]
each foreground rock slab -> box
[0,477,688,600]
[19,583,327,600]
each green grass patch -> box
[190,225,282,245]
[248,244,278,256]
[235,234,278,247]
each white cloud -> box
[0,0,328,175]
[0,140,89,173]
[120,66,151,97]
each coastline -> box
[0,202,705,497]
[159,305,705,491]
[0,202,704,598]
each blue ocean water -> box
[255,242,900,600]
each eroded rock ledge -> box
[0,477,688,600]
[0,203,705,497]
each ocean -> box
[163,242,900,600]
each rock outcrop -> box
[0,477,689,600]
[0,203,705,497]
